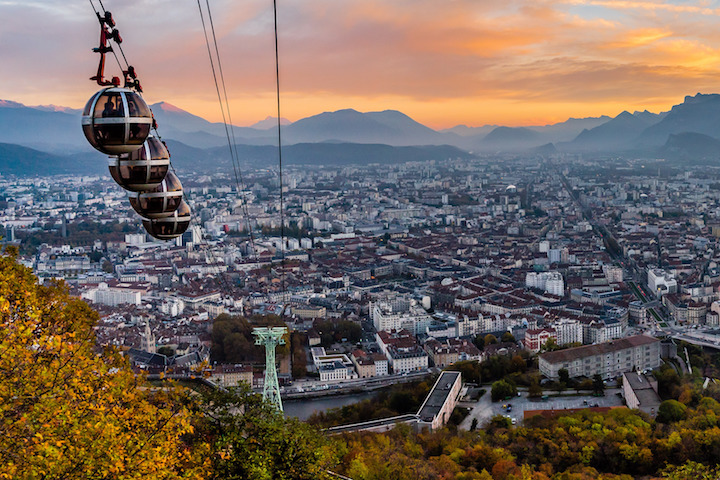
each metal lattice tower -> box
[252,326,287,411]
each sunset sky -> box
[2,0,720,129]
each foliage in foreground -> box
[0,249,200,479]
[335,402,720,480]
[0,250,335,480]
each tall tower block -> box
[252,326,287,411]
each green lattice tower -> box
[252,326,287,412]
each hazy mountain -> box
[569,110,663,151]
[282,109,453,146]
[7,93,720,159]
[149,102,276,148]
[160,141,473,171]
[637,93,720,146]
[0,101,89,153]
[250,116,291,129]
[659,132,720,163]
[479,126,545,151]
[530,116,612,142]
[531,143,558,155]
[440,125,498,137]
[32,105,82,115]
[0,143,105,176]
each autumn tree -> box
[211,313,288,363]
[657,399,687,423]
[187,386,338,480]
[0,249,201,479]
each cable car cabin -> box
[129,171,183,219]
[108,135,170,192]
[142,200,191,240]
[82,87,153,155]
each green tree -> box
[484,334,498,346]
[541,338,560,352]
[491,379,517,401]
[559,368,570,385]
[578,378,594,392]
[657,399,687,423]
[501,332,516,343]
[211,313,288,363]
[447,360,482,384]
[663,461,720,479]
[592,374,605,395]
[157,345,176,357]
[188,386,338,480]
[528,379,543,398]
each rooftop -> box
[417,371,461,422]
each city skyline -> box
[3,0,720,129]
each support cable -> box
[203,0,257,259]
[273,0,286,298]
[197,0,257,261]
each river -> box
[283,391,378,421]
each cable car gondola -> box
[81,87,153,155]
[128,170,184,219]
[108,135,170,191]
[142,200,191,240]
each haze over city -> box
[3,0,720,128]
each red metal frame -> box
[90,11,121,87]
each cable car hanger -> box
[83,0,190,240]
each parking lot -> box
[459,388,625,429]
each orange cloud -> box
[3,0,720,128]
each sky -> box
[2,0,720,129]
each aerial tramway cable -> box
[273,0,287,296]
[196,0,258,261]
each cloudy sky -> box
[2,0,720,128]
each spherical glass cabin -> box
[128,171,183,219]
[81,87,153,155]
[108,135,170,192]
[142,200,191,240]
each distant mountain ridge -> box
[2,93,720,171]
[568,110,665,151]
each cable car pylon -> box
[252,326,287,412]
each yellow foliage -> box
[0,254,204,479]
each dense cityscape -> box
[7,1,720,477]
[5,153,720,426]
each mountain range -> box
[2,93,720,176]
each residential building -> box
[524,327,557,353]
[539,335,661,380]
[375,330,429,373]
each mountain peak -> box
[151,101,187,113]
[250,116,291,129]
[0,100,25,109]
[682,93,720,105]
